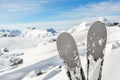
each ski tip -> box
[57,32,71,41]
[96,20,105,24]
[93,21,106,26]
[89,21,107,32]
[58,32,70,36]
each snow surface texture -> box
[88,55,103,80]
[0,18,120,80]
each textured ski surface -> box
[57,32,79,69]
[87,21,107,80]
[57,32,85,80]
[87,21,107,60]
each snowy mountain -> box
[0,18,120,80]
[0,29,21,37]
[21,27,57,38]
[47,28,57,36]
[68,21,90,33]
[10,30,21,36]
[0,27,57,38]
[98,17,113,26]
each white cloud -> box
[0,1,120,31]
[0,0,62,13]
[55,1,120,20]
[0,0,64,21]
[0,0,53,23]
[0,20,82,31]
[0,1,41,12]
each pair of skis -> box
[56,21,107,80]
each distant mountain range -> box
[0,29,21,37]
[0,27,57,38]
[0,17,120,38]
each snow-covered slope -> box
[68,21,89,33]
[0,20,120,80]
[98,17,113,26]
[21,27,57,38]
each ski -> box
[57,32,85,80]
[87,21,107,80]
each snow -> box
[21,27,57,38]
[88,55,103,80]
[68,21,89,33]
[98,17,112,26]
[98,39,104,46]
[0,29,21,37]
[0,18,120,80]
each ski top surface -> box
[87,21,107,60]
[87,21,107,80]
[56,32,85,80]
[57,32,79,69]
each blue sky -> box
[0,0,120,31]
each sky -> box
[0,0,120,31]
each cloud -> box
[0,1,40,21]
[0,1,120,20]
[0,0,63,13]
[0,1,120,31]
[0,0,56,23]
[55,1,120,20]
[0,19,82,31]
[0,0,66,22]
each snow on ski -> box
[87,21,107,80]
[57,32,85,80]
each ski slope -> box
[0,20,120,80]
